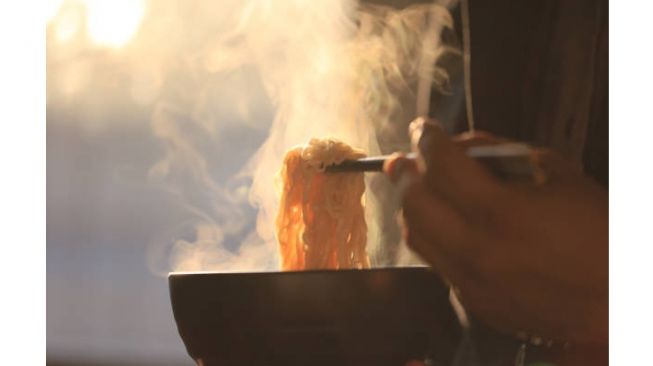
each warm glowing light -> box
[46,0,65,23]
[53,5,82,42]
[84,0,145,48]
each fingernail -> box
[384,154,408,182]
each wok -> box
[169,267,464,366]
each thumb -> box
[409,117,504,211]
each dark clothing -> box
[434,0,609,187]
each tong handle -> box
[325,143,534,179]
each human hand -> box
[385,117,608,344]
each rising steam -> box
[145,0,456,273]
[47,0,457,274]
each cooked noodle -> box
[276,138,370,270]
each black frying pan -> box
[169,267,464,366]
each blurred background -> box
[47,1,275,364]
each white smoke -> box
[47,0,457,274]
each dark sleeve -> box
[432,0,608,187]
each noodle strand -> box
[276,138,369,270]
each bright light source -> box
[84,0,145,48]
[46,0,65,23]
[53,5,82,43]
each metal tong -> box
[324,143,535,179]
